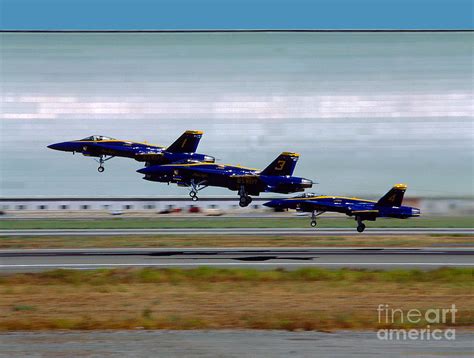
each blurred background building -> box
[1,196,473,217]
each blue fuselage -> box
[48,140,214,164]
[138,163,313,195]
[264,196,420,219]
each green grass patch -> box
[0,216,473,230]
[0,233,472,250]
[1,267,472,285]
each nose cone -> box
[47,142,72,151]
[137,167,152,174]
[411,208,421,216]
[263,199,281,208]
[137,165,165,175]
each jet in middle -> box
[47,130,215,172]
[137,152,313,207]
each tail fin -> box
[377,184,407,207]
[166,130,203,153]
[261,152,300,176]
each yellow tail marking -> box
[274,160,286,171]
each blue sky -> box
[0,0,472,30]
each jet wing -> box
[173,166,259,185]
[229,174,260,186]
[297,200,379,215]
[162,165,227,185]
[296,200,339,212]
[346,203,379,215]
[89,142,166,160]
[178,166,230,176]
[349,208,379,220]
[351,209,379,214]
[134,152,165,162]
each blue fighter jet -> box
[48,130,215,172]
[263,184,420,232]
[137,152,313,207]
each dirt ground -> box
[1,268,472,331]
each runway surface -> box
[2,330,472,357]
[1,228,472,236]
[1,247,472,272]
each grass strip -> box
[1,267,472,331]
[0,216,473,230]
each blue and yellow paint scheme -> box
[263,184,420,232]
[137,152,313,207]
[47,131,215,172]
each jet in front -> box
[48,130,215,172]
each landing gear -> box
[309,210,325,228]
[187,179,208,201]
[356,217,366,233]
[239,196,252,207]
[95,155,114,173]
[238,186,253,207]
[189,190,198,201]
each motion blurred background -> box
[1,32,473,209]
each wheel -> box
[191,196,198,201]
[239,197,249,207]
[246,196,252,205]
[357,223,366,233]
[310,220,317,227]
[98,166,105,173]
[189,191,197,198]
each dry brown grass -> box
[0,234,472,249]
[0,268,472,331]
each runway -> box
[2,330,472,357]
[1,247,472,272]
[1,228,472,236]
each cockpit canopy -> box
[294,192,316,198]
[79,135,116,141]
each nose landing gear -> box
[309,210,325,228]
[95,155,114,173]
[356,217,366,233]
[187,180,208,201]
[189,190,198,201]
